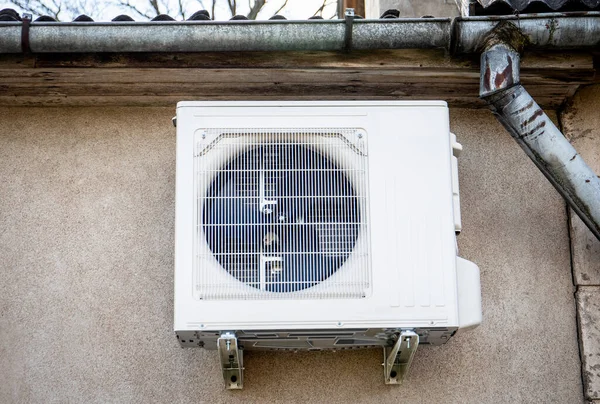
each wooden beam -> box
[0,50,592,73]
[0,94,568,109]
[0,49,593,109]
[0,67,590,87]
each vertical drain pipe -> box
[479,22,600,241]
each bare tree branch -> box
[311,0,326,17]
[149,0,162,15]
[246,0,264,19]
[197,0,214,18]
[49,0,62,19]
[82,0,102,17]
[312,0,336,18]
[178,0,186,19]
[116,0,154,19]
[7,0,60,19]
[113,0,168,19]
[64,0,84,17]
[5,0,291,22]
[227,0,236,16]
[273,0,289,16]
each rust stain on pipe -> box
[521,108,544,128]
[494,56,513,88]
[511,100,534,116]
[483,59,492,93]
[522,120,546,138]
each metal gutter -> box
[0,18,452,53]
[480,22,600,240]
[454,12,600,52]
[1,13,599,53]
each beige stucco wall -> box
[0,107,583,403]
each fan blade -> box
[204,175,262,255]
[277,166,359,224]
[267,224,336,293]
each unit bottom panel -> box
[176,328,457,350]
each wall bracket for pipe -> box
[20,13,31,53]
[344,8,355,52]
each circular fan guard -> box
[203,144,361,292]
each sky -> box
[0,0,339,21]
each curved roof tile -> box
[472,0,600,13]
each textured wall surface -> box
[562,84,600,400]
[0,107,582,403]
[562,85,600,287]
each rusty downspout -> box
[480,22,600,241]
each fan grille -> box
[194,128,370,300]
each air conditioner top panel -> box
[177,100,448,108]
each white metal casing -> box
[175,101,481,336]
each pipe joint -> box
[480,42,520,98]
[479,22,527,98]
[479,21,528,54]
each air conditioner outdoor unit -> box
[174,101,482,389]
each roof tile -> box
[472,0,600,14]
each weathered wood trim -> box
[0,49,594,108]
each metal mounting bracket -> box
[217,332,244,389]
[344,8,355,52]
[383,330,419,385]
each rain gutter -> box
[0,12,599,53]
